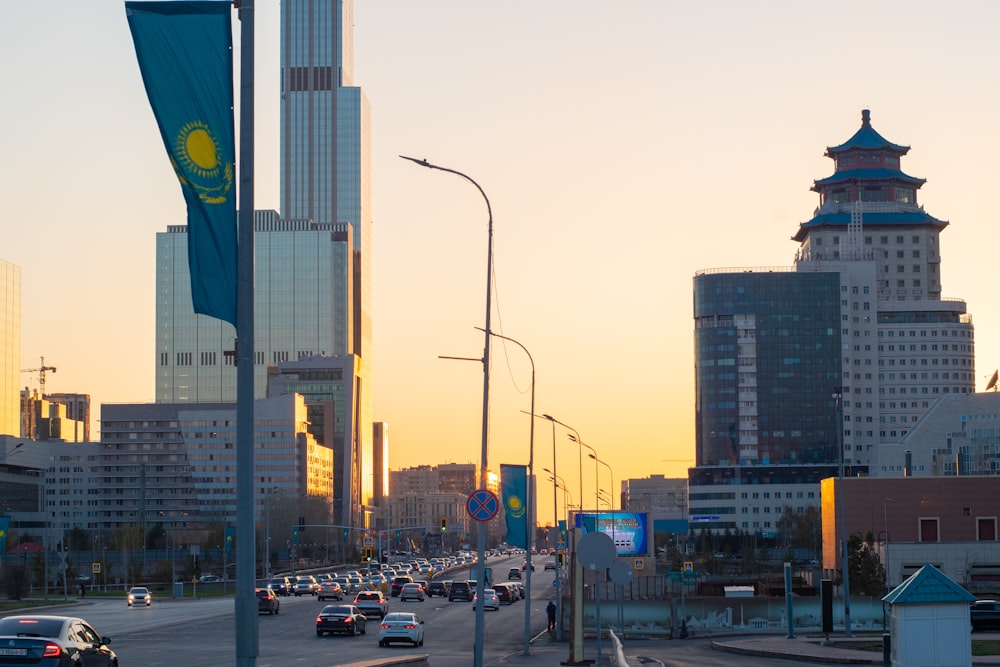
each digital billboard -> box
[574,512,649,556]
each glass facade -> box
[693,270,842,467]
[0,259,20,437]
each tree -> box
[846,532,885,596]
[776,505,821,554]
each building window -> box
[978,517,997,541]
[919,517,940,542]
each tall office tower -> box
[689,111,973,535]
[793,109,973,467]
[0,259,20,437]
[155,0,374,530]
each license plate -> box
[0,648,27,656]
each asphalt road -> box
[57,556,553,667]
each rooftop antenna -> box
[985,370,998,392]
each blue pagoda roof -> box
[883,563,976,605]
[793,209,947,241]
[814,168,926,188]
[827,109,909,154]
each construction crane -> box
[21,356,57,397]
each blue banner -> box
[224,525,235,554]
[126,1,237,326]
[500,464,528,549]
[0,516,9,555]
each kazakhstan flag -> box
[126,1,237,326]
[500,464,528,549]
[0,516,9,555]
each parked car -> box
[399,582,425,602]
[448,580,473,602]
[507,567,521,580]
[267,576,292,596]
[256,588,280,615]
[390,575,414,597]
[473,588,500,611]
[971,600,1000,631]
[127,586,151,607]
[294,575,320,596]
[199,574,223,583]
[316,605,367,637]
[353,590,389,619]
[0,615,117,666]
[426,580,448,598]
[378,611,425,647]
[317,580,344,601]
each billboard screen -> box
[574,512,649,556]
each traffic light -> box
[557,551,565,568]
[440,517,447,532]
[297,516,306,532]
[364,547,373,562]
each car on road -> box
[390,575,414,597]
[199,574,223,583]
[378,611,425,647]
[317,580,344,601]
[426,580,448,597]
[0,615,117,667]
[507,567,521,580]
[267,576,292,596]
[493,583,514,605]
[316,605,367,637]
[399,582,425,602]
[544,560,557,571]
[522,561,535,571]
[256,588,280,615]
[971,600,1000,631]
[294,575,320,596]
[353,590,389,619]
[127,586,151,607]
[473,588,500,611]
[448,580,473,602]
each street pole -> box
[834,388,852,637]
[402,156,493,667]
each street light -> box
[834,387,852,637]
[541,415,583,517]
[569,434,597,510]
[588,454,614,511]
[480,328,535,657]
[401,155,493,667]
[883,498,895,590]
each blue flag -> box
[126,1,237,326]
[224,525,235,554]
[500,464,528,549]
[0,516,9,555]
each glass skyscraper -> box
[0,258,20,437]
[155,0,374,529]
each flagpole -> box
[235,1,257,665]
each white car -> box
[378,611,425,647]
[127,586,151,607]
[473,588,500,611]
[399,582,425,602]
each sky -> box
[3,1,1000,526]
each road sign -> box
[363,537,373,547]
[466,489,500,522]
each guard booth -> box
[883,563,976,667]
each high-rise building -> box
[155,0,374,530]
[0,258,20,437]
[689,110,974,535]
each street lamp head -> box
[588,453,596,461]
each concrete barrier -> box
[337,655,429,667]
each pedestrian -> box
[546,599,556,631]
[80,581,86,598]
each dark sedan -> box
[971,600,1000,631]
[256,588,280,615]
[0,615,117,667]
[316,605,368,637]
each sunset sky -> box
[3,1,1000,524]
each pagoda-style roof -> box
[813,168,926,189]
[793,209,947,241]
[826,109,909,155]
[883,563,976,605]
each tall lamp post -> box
[481,328,535,657]
[543,415,584,512]
[401,156,493,667]
[834,388,852,637]
[569,435,597,510]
